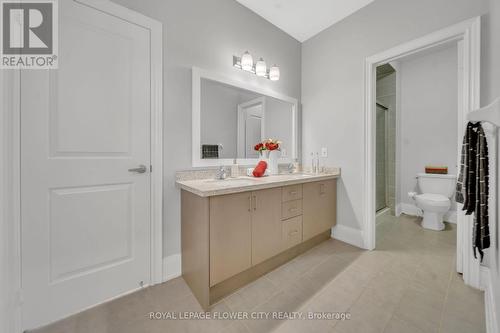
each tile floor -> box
[32,214,485,333]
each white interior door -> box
[237,97,265,158]
[21,0,152,329]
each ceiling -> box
[235,0,375,42]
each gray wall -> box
[111,0,302,258]
[201,79,259,159]
[399,45,458,208]
[302,0,488,231]
[265,97,294,158]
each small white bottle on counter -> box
[315,152,320,174]
[231,159,239,178]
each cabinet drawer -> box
[282,185,302,202]
[281,199,302,220]
[282,216,303,250]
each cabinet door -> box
[303,180,337,241]
[210,192,252,286]
[251,188,283,265]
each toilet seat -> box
[415,193,450,208]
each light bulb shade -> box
[269,65,280,81]
[241,51,253,71]
[255,58,267,77]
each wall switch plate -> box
[321,147,328,157]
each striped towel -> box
[473,125,490,261]
[456,122,490,261]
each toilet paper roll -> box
[408,192,417,200]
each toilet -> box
[408,173,456,231]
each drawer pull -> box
[248,196,252,212]
[288,207,298,212]
[289,191,298,195]
[289,230,299,236]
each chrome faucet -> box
[215,165,228,180]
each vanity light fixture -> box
[269,65,280,81]
[241,51,253,71]
[255,58,267,77]
[233,51,279,81]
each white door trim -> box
[1,69,22,333]
[2,1,163,331]
[363,17,481,288]
[237,97,266,158]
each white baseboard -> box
[162,253,181,282]
[401,202,422,217]
[480,266,499,333]
[400,202,456,224]
[332,224,364,249]
[395,203,402,217]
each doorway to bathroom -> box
[374,42,460,247]
[363,18,482,289]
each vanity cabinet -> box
[180,177,337,309]
[251,188,283,266]
[209,188,283,285]
[303,180,337,240]
[209,192,252,286]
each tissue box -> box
[425,166,448,174]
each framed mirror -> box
[192,67,299,167]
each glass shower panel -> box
[376,106,387,212]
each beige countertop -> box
[176,169,341,197]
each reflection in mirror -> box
[200,78,294,161]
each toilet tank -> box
[417,173,456,198]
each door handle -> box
[128,165,147,174]
[253,195,257,211]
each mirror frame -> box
[192,67,299,167]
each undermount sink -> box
[203,178,259,187]
[202,174,318,187]
[272,173,315,179]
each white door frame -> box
[363,17,481,288]
[237,97,266,158]
[2,1,163,331]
